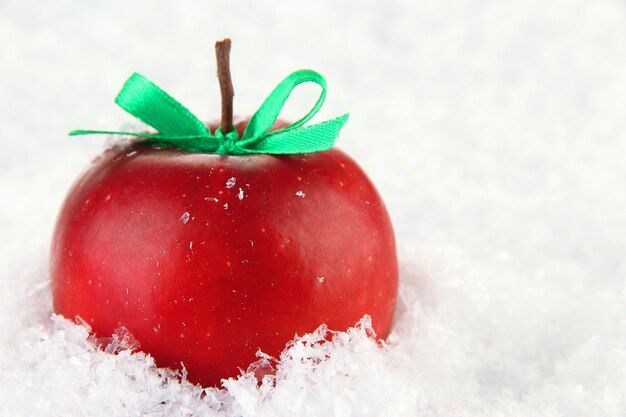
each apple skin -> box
[50,122,398,386]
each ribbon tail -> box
[246,113,349,154]
[69,129,166,138]
[68,129,222,153]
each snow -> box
[2,0,626,415]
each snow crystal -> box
[3,0,626,415]
[237,188,244,200]
[295,191,305,198]
[225,177,236,189]
[102,326,141,354]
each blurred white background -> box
[2,0,626,415]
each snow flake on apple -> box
[295,190,306,198]
[180,212,190,224]
[226,177,236,189]
[237,188,244,200]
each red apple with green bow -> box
[50,39,398,387]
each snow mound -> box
[2,245,626,416]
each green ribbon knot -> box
[70,69,349,155]
[214,128,240,155]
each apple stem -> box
[215,39,234,134]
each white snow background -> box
[1,0,626,415]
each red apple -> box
[51,119,398,386]
[52,39,398,386]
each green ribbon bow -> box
[70,69,349,155]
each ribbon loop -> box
[116,73,209,138]
[69,70,348,155]
[239,69,327,144]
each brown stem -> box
[215,38,234,134]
